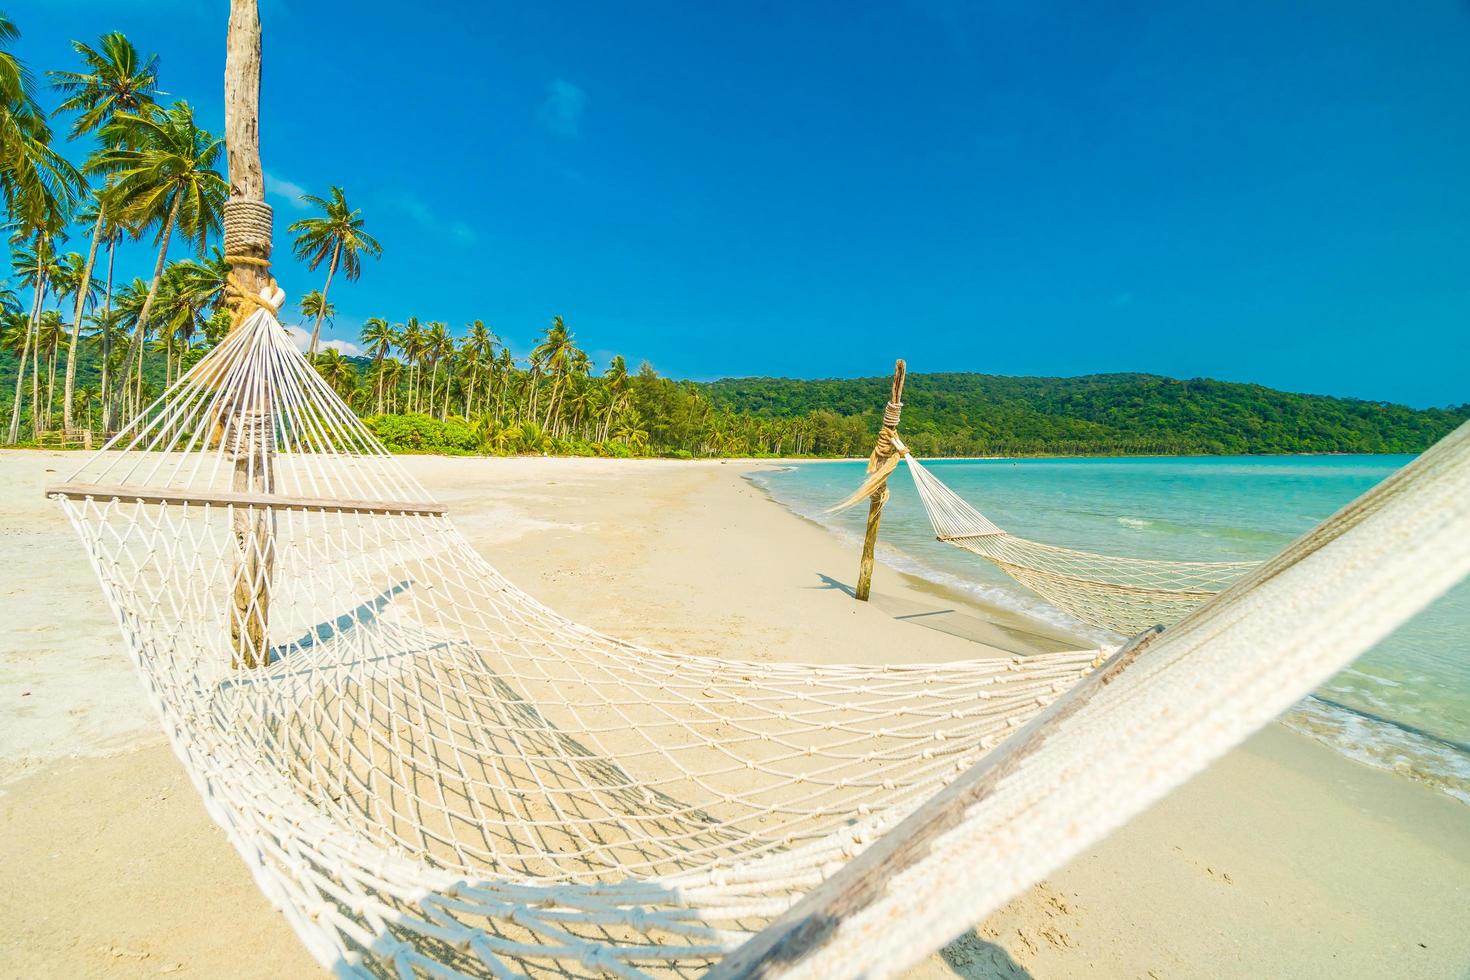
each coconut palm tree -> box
[2,13,81,444]
[36,309,65,423]
[152,260,216,384]
[50,30,161,430]
[359,316,395,413]
[613,413,650,454]
[84,306,125,422]
[48,252,99,419]
[463,319,497,416]
[0,14,85,238]
[600,354,629,441]
[6,232,62,443]
[456,341,484,418]
[299,289,333,339]
[377,357,404,413]
[76,195,129,429]
[166,249,230,314]
[76,383,98,430]
[49,32,161,138]
[531,315,578,436]
[287,186,381,358]
[109,276,150,390]
[492,346,515,422]
[93,100,226,416]
[50,251,100,421]
[1,308,28,358]
[313,347,356,398]
[421,321,453,419]
[396,317,426,412]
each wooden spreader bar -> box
[45,482,447,517]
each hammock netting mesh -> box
[51,311,1102,976]
[900,451,1259,633]
[49,312,1470,978]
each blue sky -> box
[10,1,1470,407]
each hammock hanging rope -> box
[834,446,1259,633]
[47,313,1470,978]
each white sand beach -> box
[2,449,1468,978]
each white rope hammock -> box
[48,311,1470,978]
[898,451,1259,633]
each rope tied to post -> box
[223,257,284,319]
[223,198,274,254]
[222,199,284,323]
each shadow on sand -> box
[813,572,1078,656]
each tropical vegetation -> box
[2,15,1463,459]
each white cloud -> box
[392,193,433,225]
[389,192,478,243]
[282,323,361,357]
[538,79,586,138]
[322,338,362,356]
[265,171,310,210]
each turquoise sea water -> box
[752,455,1470,804]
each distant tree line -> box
[703,372,1468,457]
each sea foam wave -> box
[1283,696,1470,806]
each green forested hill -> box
[702,372,1468,456]
[6,343,1463,457]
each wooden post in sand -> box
[223,0,276,667]
[855,360,906,601]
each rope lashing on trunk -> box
[223,198,274,254]
[222,199,284,321]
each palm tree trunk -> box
[374,354,385,414]
[101,236,117,432]
[46,341,59,423]
[542,377,563,433]
[307,241,340,358]
[6,272,45,444]
[62,209,105,431]
[128,195,182,417]
[224,0,274,669]
[30,301,43,439]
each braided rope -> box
[221,200,282,323]
[223,199,274,255]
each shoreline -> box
[753,456,1470,809]
[740,465,1100,651]
[3,441,1429,462]
[3,450,1468,977]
